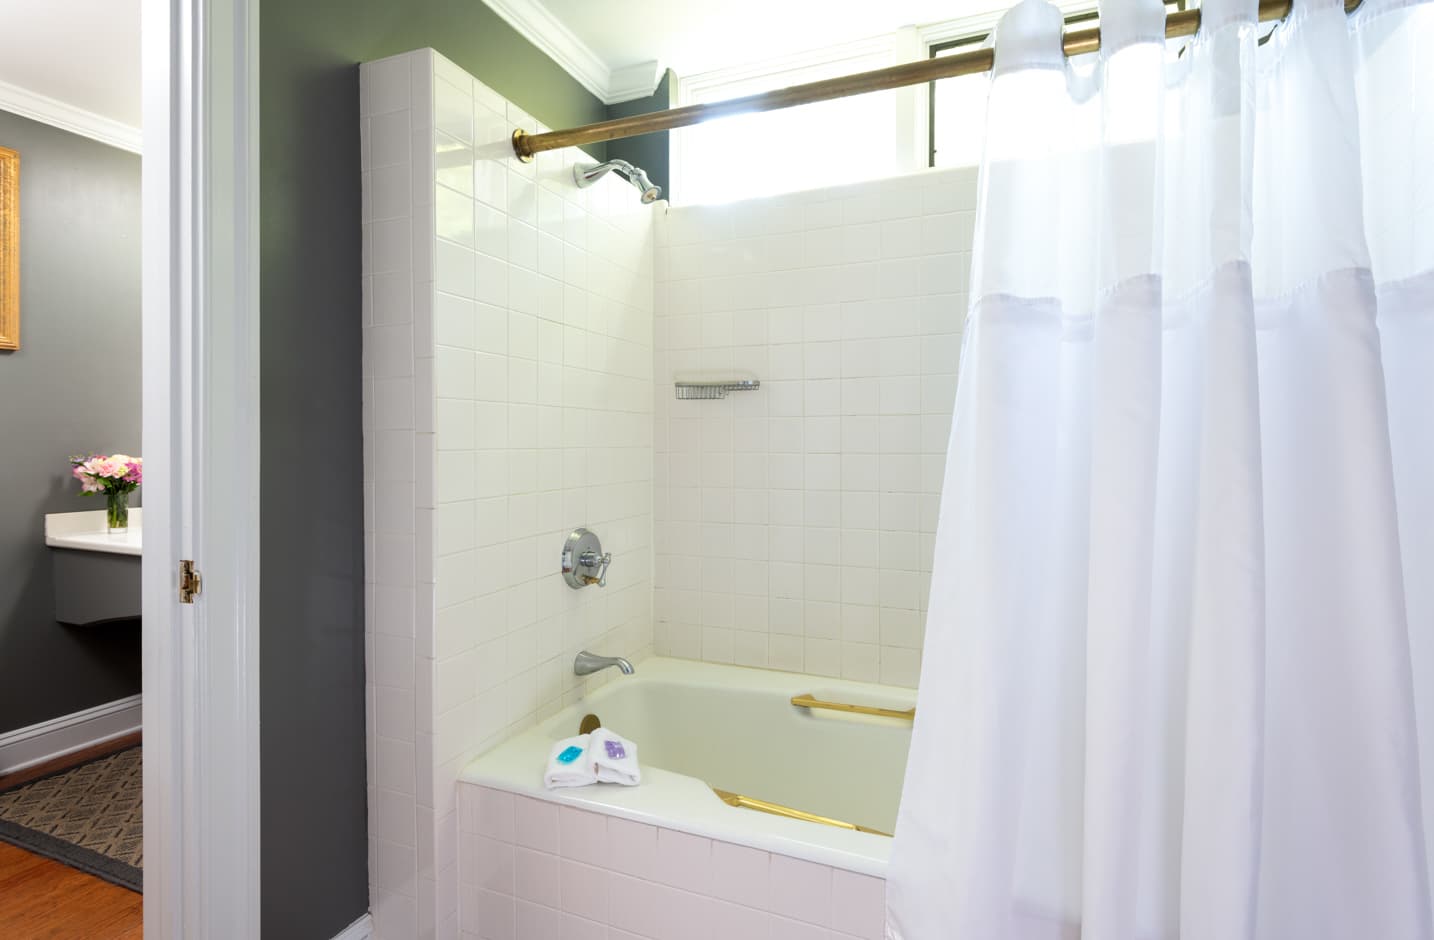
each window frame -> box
[667,1,1204,203]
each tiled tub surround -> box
[458,658,909,939]
[361,50,657,938]
[652,169,976,688]
[459,785,887,940]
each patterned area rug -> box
[0,746,142,891]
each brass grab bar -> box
[711,787,891,837]
[790,693,915,722]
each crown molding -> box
[0,78,141,153]
[483,0,662,105]
[607,60,666,105]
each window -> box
[672,39,910,206]
[927,35,993,170]
[929,1,1196,169]
[672,2,1207,202]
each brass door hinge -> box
[179,560,202,603]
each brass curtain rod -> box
[512,0,1361,161]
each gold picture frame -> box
[0,146,17,350]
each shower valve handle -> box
[580,550,612,587]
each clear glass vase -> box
[106,490,130,533]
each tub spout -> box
[574,650,635,677]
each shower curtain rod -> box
[512,0,1361,161]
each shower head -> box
[628,165,662,204]
[573,159,662,204]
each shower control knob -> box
[579,550,612,587]
[561,528,612,589]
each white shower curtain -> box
[887,0,1434,936]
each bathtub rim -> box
[458,656,915,877]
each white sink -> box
[45,509,143,556]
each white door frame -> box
[142,0,261,935]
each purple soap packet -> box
[603,739,627,760]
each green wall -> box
[607,70,676,198]
[260,1,671,934]
[258,2,634,937]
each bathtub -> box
[459,657,914,878]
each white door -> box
[141,0,260,934]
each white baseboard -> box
[0,694,142,775]
[332,913,374,940]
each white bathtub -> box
[460,657,915,877]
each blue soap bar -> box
[557,745,584,764]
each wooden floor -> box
[0,842,141,938]
[0,733,143,938]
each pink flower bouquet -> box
[69,453,143,531]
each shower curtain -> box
[887,0,1434,936]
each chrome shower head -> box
[573,159,662,204]
[629,165,661,204]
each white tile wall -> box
[365,48,973,940]
[363,49,657,940]
[652,169,977,688]
[459,785,887,940]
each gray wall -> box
[257,1,672,935]
[0,110,141,736]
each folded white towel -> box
[589,728,641,786]
[544,734,597,789]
